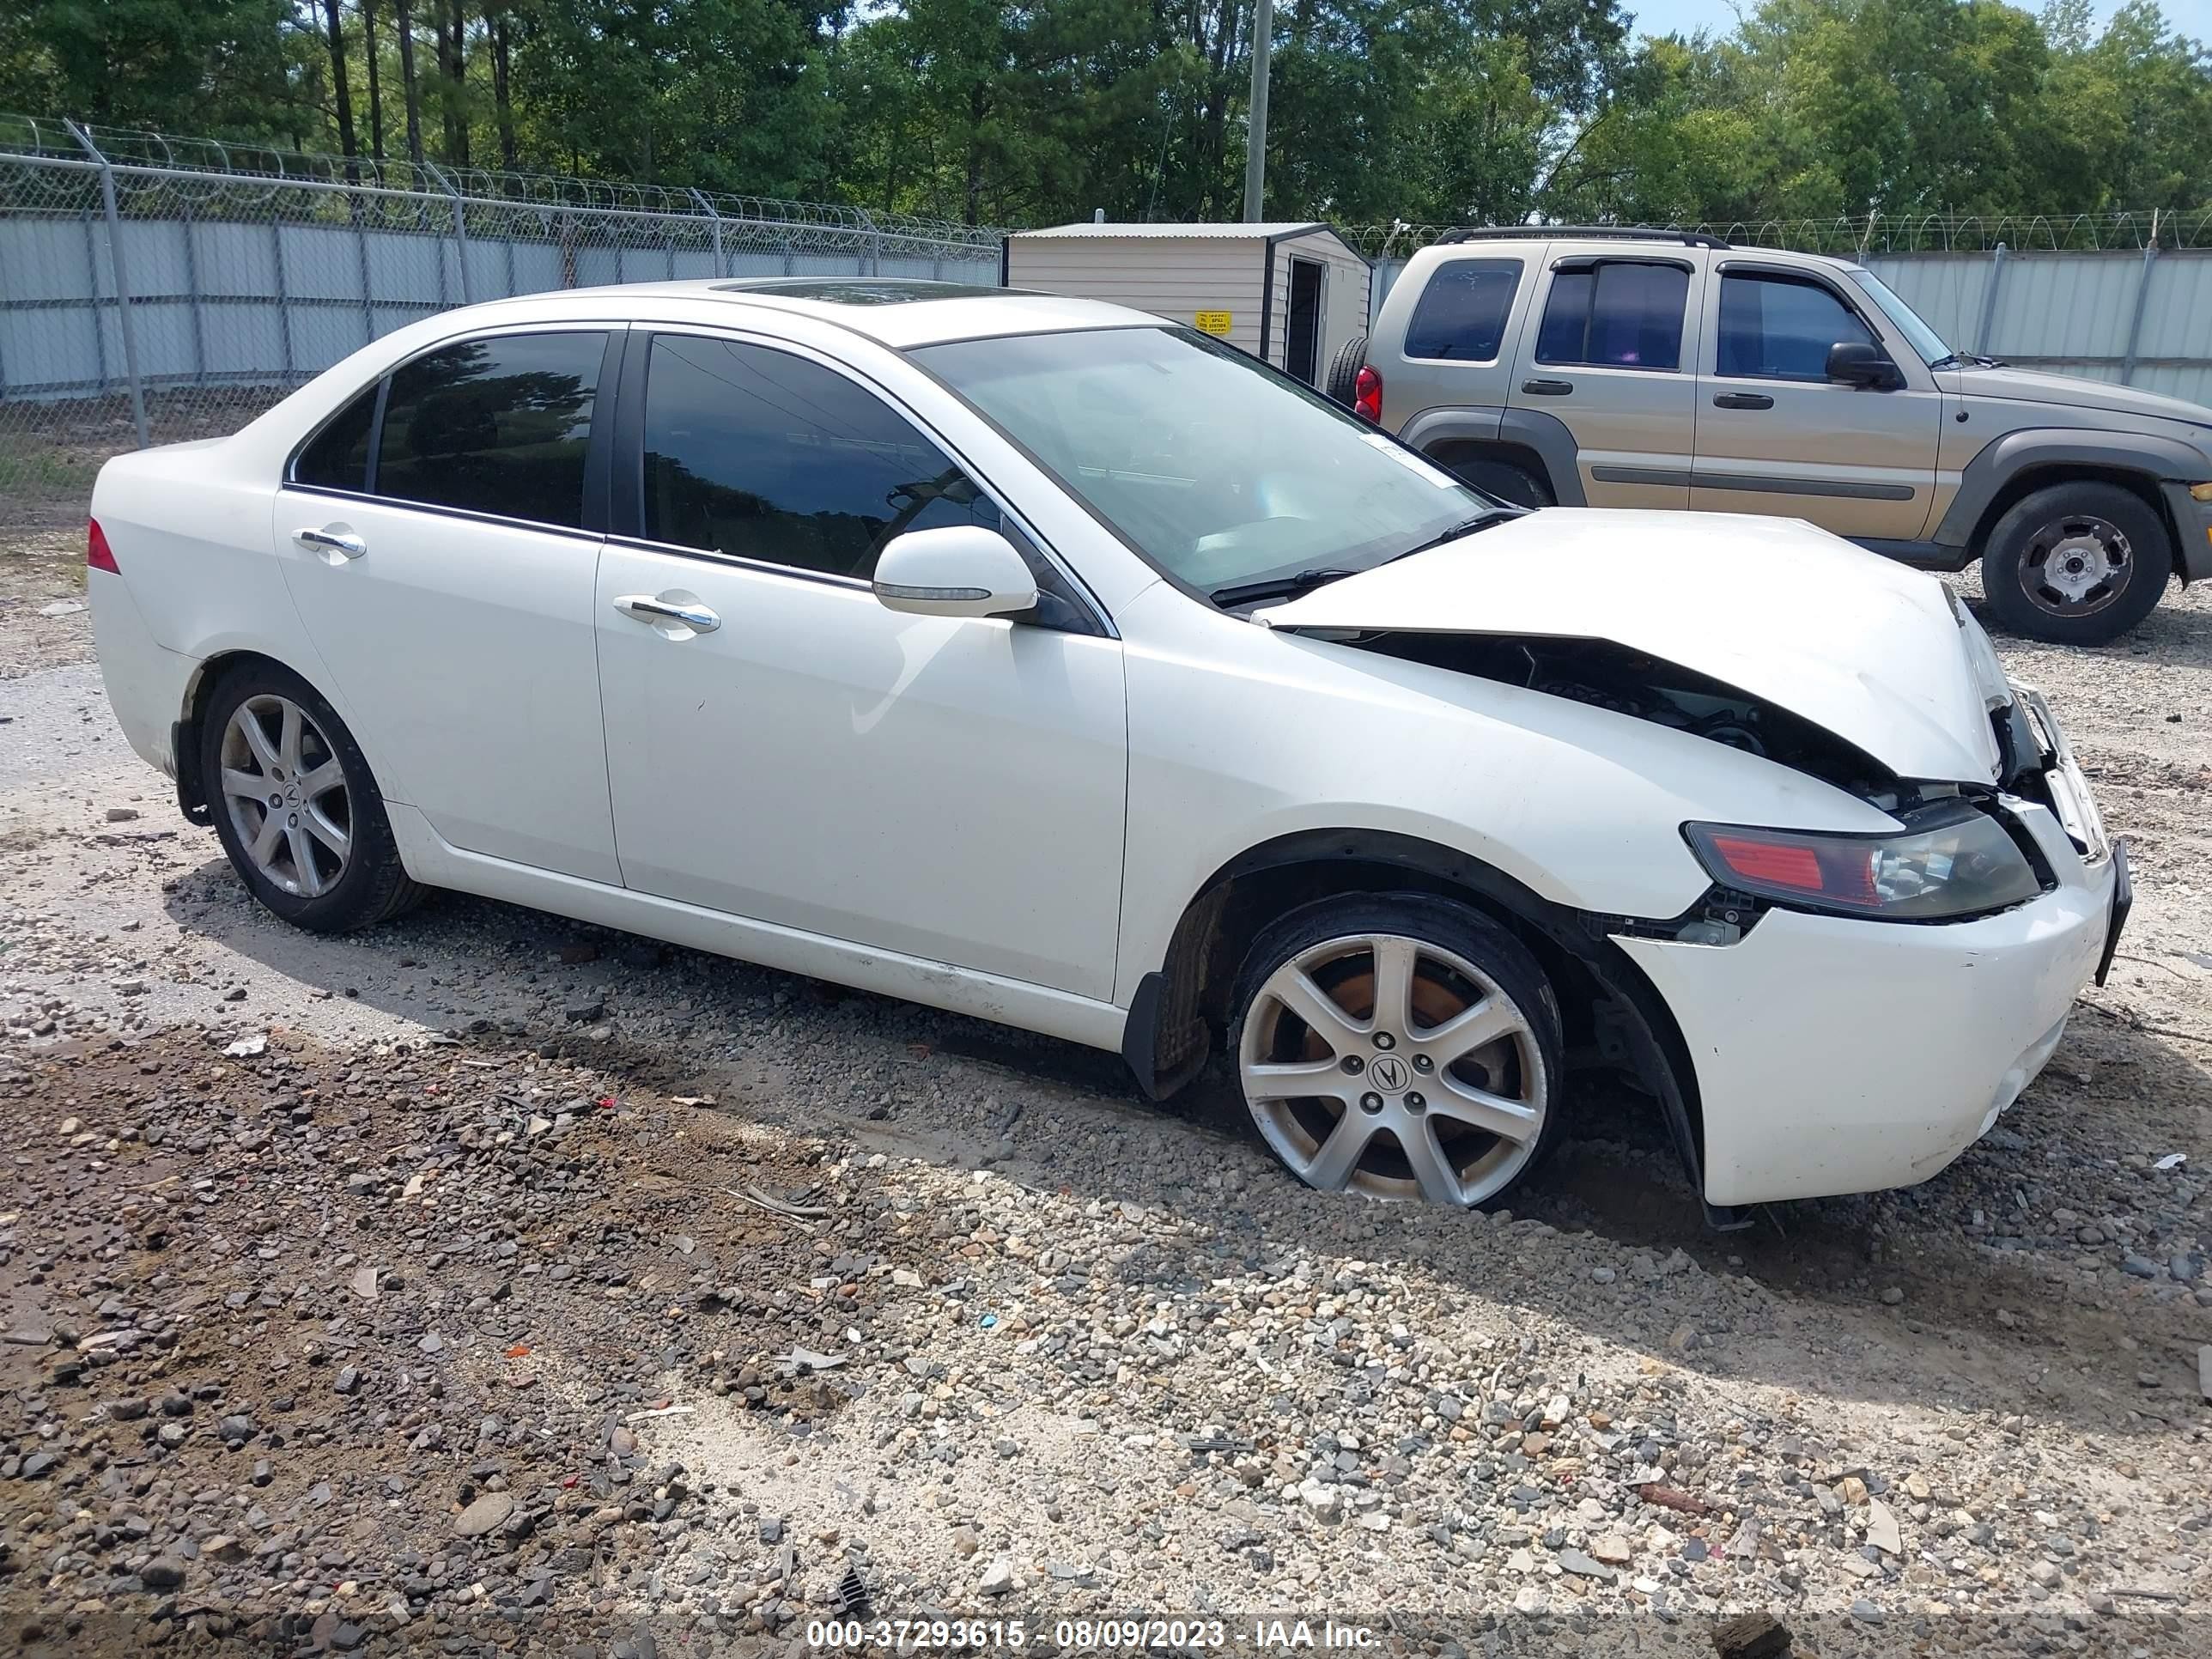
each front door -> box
[274,327,622,884]
[1692,266,1940,538]
[1507,254,1704,508]
[593,331,1127,1000]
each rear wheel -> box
[1323,334,1368,406]
[200,663,426,933]
[1229,894,1565,1207]
[1431,449,1554,509]
[1981,481,2170,644]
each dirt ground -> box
[0,531,2206,1657]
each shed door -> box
[1286,257,1327,385]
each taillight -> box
[88,519,119,574]
[1352,366,1382,423]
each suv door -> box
[275,327,623,884]
[593,329,1127,1000]
[1507,252,1705,508]
[1691,264,1940,538]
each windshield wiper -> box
[1208,568,1359,607]
[1929,352,2005,370]
[1382,507,1520,564]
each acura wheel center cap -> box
[1369,1053,1411,1094]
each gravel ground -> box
[0,533,2207,1658]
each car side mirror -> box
[1826,340,1903,390]
[872,525,1039,620]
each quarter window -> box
[294,383,378,491]
[1717,273,1877,380]
[374,331,605,527]
[641,335,998,580]
[1403,258,1522,361]
[1534,262,1689,371]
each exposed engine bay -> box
[1342,630,1897,797]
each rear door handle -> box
[293,526,366,561]
[614,594,720,634]
[1521,378,1574,397]
[1712,392,1775,410]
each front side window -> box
[374,331,605,527]
[1717,273,1875,380]
[1534,261,1690,370]
[294,383,378,491]
[913,325,1492,596]
[641,334,998,580]
[1403,258,1522,361]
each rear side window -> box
[294,384,378,491]
[374,331,605,527]
[641,334,999,580]
[1535,262,1689,370]
[1403,259,1522,361]
[1717,272,1876,380]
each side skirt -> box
[385,804,1129,1054]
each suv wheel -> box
[201,662,428,933]
[1982,482,2171,644]
[1229,894,1565,1208]
[1433,450,1555,509]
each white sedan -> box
[87,278,2127,1217]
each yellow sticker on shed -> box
[1194,311,1233,336]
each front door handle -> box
[1521,378,1575,396]
[614,594,721,634]
[1712,392,1775,410]
[294,526,366,561]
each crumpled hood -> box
[1954,365,2212,433]
[1255,508,2002,784]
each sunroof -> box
[711,279,1016,306]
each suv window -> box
[641,334,999,580]
[295,384,378,492]
[1403,258,1522,361]
[1534,261,1689,371]
[374,331,605,527]
[1717,272,1876,380]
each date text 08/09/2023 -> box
[805,1618,1381,1650]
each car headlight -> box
[2190,482,2212,503]
[1683,804,2045,921]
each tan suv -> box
[1341,228,2212,643]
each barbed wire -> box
[0,112,1003,250]
[1341,210,2212,256]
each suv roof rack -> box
[1437,225,1732,250]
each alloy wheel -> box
[219,695,351,898]
[2021,514,2132,618]
[1238,932,1547,1206]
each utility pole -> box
[1243,0,1273,222]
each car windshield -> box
[1844,268,1956,367]
[910,325,1497,597]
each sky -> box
[1624,0,2208,43]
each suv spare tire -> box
[1324,335,1367,406]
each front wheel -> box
[1228,894,1565,1208]
[1981,482,2171,644]
[199,663,427,933]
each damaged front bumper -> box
[1612,687,2122,1209]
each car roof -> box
[1413,234,1853,274]
[434,277,1164,350]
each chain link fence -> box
[0,115,1003,537]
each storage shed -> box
[1002,222,1371,389]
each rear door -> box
[274,326,622,884]
[1691,263,1940,538]
[1506,251,1705,508]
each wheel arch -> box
[1121,827,1709,1196]
[1939,430,2196,574]
[172,649,349,825]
